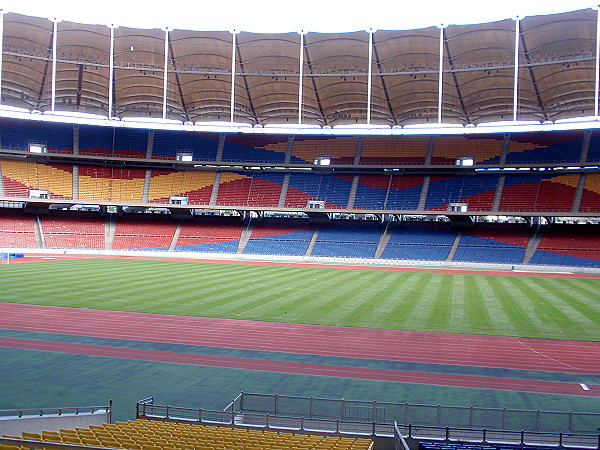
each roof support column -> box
[162,27,170,121]
[437,24,447,124]
[50,18,60,113]
[230,30,239,123]
[108,24,117,119]
[366,28,375,125]
[512,16,521,122]
[0,10,4,104]
[298,30,307,125]
[595,7,600,118]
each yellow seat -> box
[61,435,82,445]
[21,433,41,441]
[59,429,78,437]
[0,445,24,450]
[99,438,122,448]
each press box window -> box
[449,202,468,212]
[29,189,49,199]
[176,152,193,162]
[29,144,47,153]
[456,156,474,166]
[307,200,325,209]
[170,196,188,205]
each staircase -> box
[522,224,543,265]
[374,222,393,259]
[236,220,255,254]
[445,231,462,262]
[305,228,319,256]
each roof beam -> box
[36,31,54,110]
[235,39,259,124]
[442,28,470,124]
[302,35,327,126]
[76,64,83,106]
[372,34,396,125]
[519,29,549,121]
[168,40,190,122]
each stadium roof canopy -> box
[0,4,600,134]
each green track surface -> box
[1,347,599,423]
[2,329,598,385]
[1,259,598,340]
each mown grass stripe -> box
[483,276,540,337]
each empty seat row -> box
[2,419,374,450]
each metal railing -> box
[137,398,600,449]
[396,423,600,449]
[138,398,394,436]
[0,404,111,421]
[229,392,600,434]
[394,422,411,450]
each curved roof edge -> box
[0,2,597,34]
[2,107,600,136]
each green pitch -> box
[1,258,599,341]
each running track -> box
[0,303,598,397]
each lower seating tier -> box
[1,208,600,268]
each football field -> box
[1,257,598,341]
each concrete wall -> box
[0,410,110,436]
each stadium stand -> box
[78,165,145,202]
[419,441,555,450]
[499,174,579,212]
[175,216,243,253]
[353,175,424,210]
[216,172,284,207]
[425,175,499,211]
[431,135,505,165]
[285,174,353,208]
[42,211,105,249]
[148,169,216,205]
[243,218,314,255]
[0,116,599,269]
[1,160,73,199]
[79,125,148,158]
[381,222,457,261]
[0,118,73,153]
[530,224,600,267]
[112,214,177,250]
[290,136,358,164]
[0,209,37,247]
[504,132,585,165]
[587,132,600,162]
[453,224,530,264]
[222,134,287,163]
[2,419,374,450]
[360,136,428,165]
[579,173,600,212]
[311,220,381,258]
[152,130,219,161]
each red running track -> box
[0,302,599,397]
[0,336,596,396]
[1,303,598,374]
